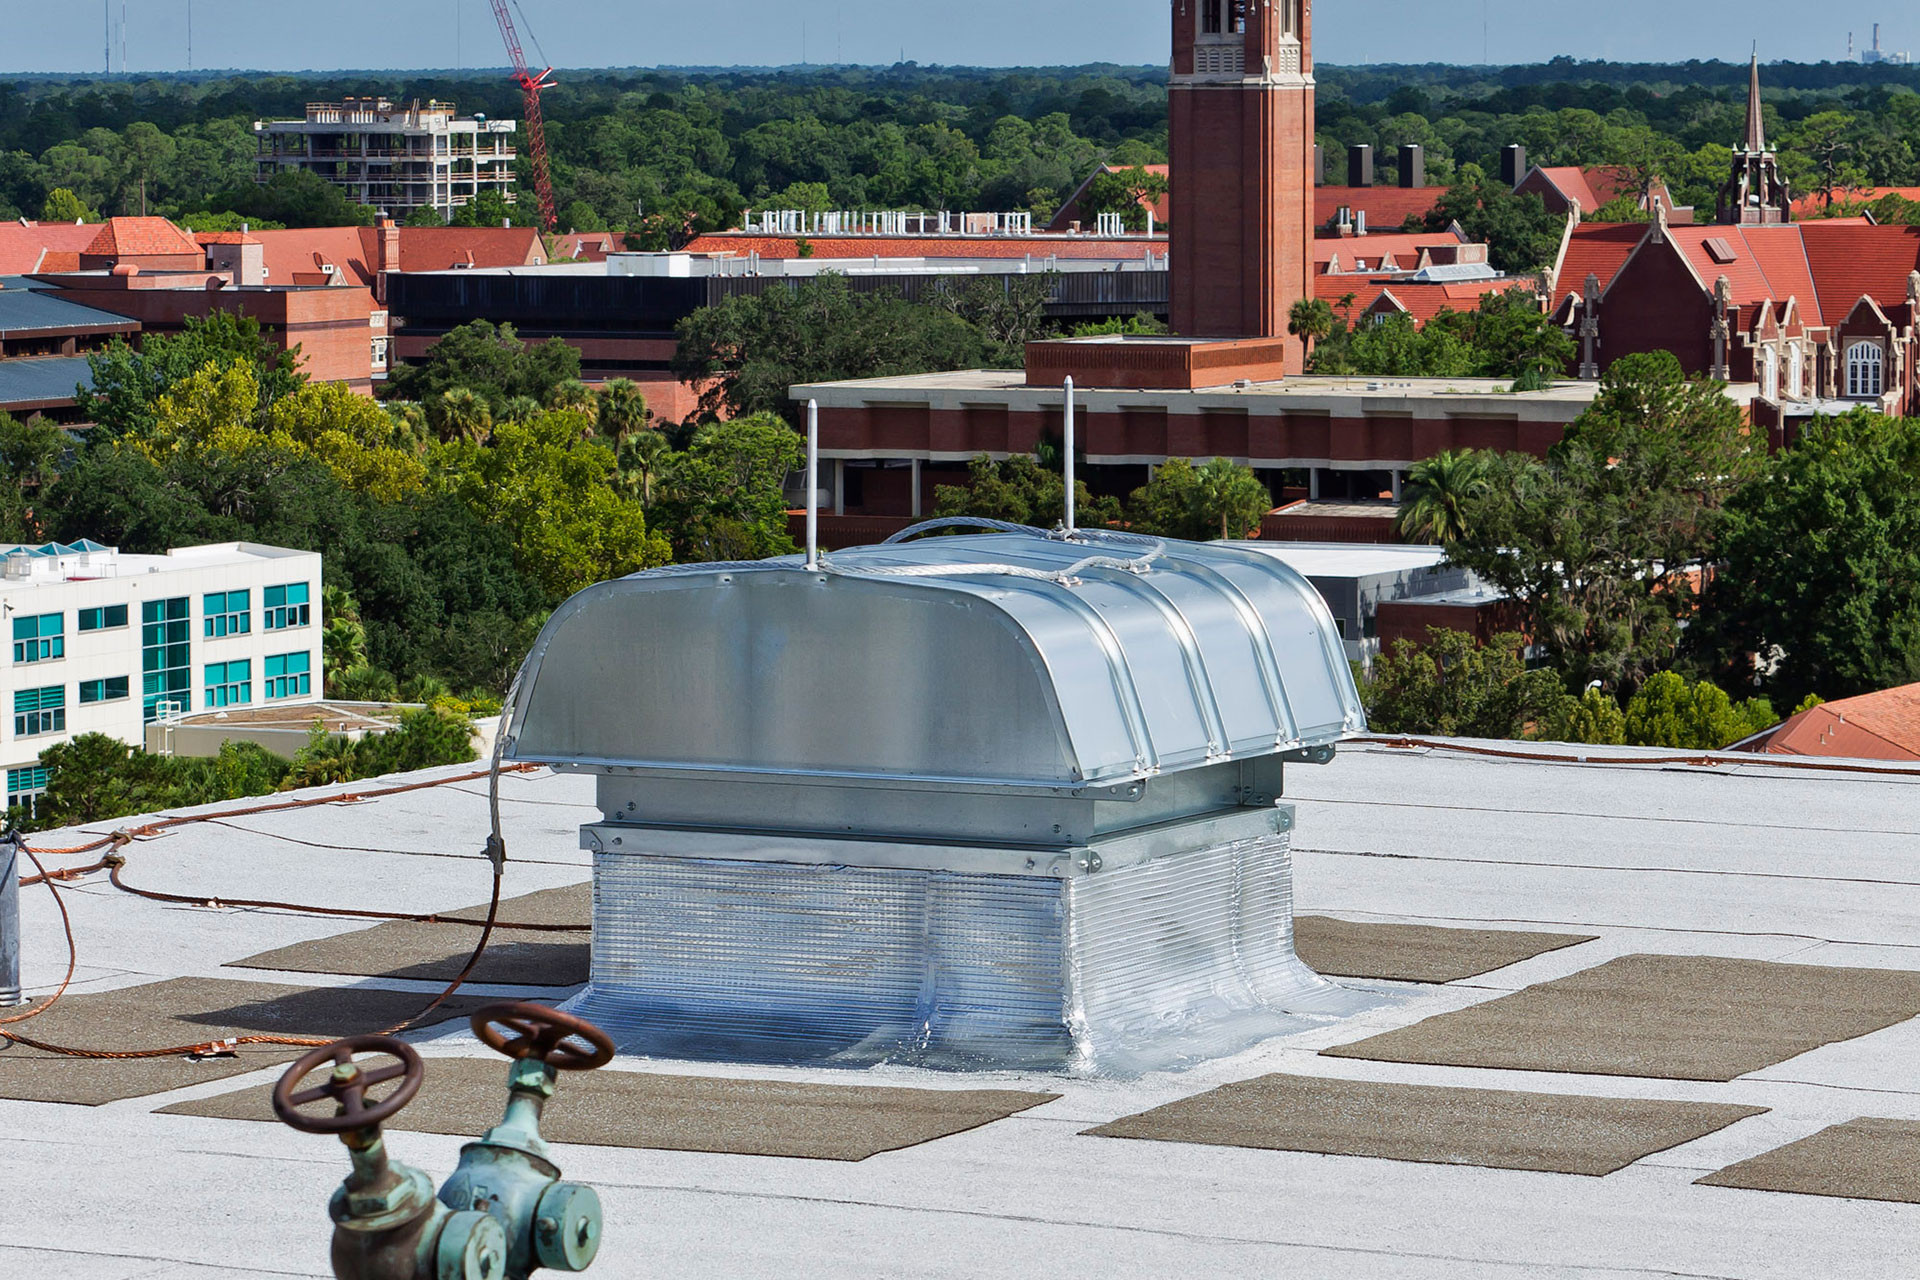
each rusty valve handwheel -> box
[272,1035,425,1135]
[471,1002,615,1071]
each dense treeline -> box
[3,60,1915,239]
[1,315,807,705]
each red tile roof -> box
[395,226,546,272]
[248,225,548,289]
[250,227,374,287]
[1534,166,1605,211]
[553,231,622,261]
[1756,684,1920,762]
[83,217,200,259]
[193,231,260,246]
[1791,186,1920,217]
[680,234,1164,261]
[0,222,109,275]
[1316,231,1465,275]
[1315,186,1448,231]
[1362,278,1534,328]
[1553,222,1655,302]
[1797,223,1920,326]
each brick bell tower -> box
[1169,0,1316,371]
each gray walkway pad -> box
[1294,916,1595,983]
[0,977,486,1105]
[1697,1117,1920,1203]
[1085,1072,1765,1176]
[1321,954,1920,1081]
[164,1056,1059,1161]
[229,884,591,986]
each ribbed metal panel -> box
[571,854,1072,1069]
[566,831,1368,1074]
[1066,832,1361,1074]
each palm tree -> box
[1193,458,1271,541]
[546,378,597,415]
[1287,297,1339,365]
[1394,450,1490,545]
[321,586,368,694]
[428,388,493,445]
[499,395,542,425]
[596,379,650,444]
[616,429,673,508]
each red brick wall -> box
[1597,238,1711,374]
[1376,599,1528,650]
[1168,2,1313,371]
[62,283,375,390]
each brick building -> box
[1546,57,1919,430]
[1553,214,1919,429]
[792,1,1618,523]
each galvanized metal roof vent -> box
[505,523,1376,1074]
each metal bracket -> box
[1279,745,1337,766]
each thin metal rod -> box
[1063,377,1077,532]
[1,836,24,1007]
[805,399,821,570]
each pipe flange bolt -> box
[533,1182,603,1271]
[437,1209,508,1280]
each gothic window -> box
[1230,0,1248,33]
[1201,0,1223,35]
[1846,341,1885,398]
[1788,344,1804,399]
[1762,347,1779,402]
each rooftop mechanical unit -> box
[502,523,1376,1074]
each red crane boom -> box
[488,0,557,232]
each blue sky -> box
[1,1,1908,74]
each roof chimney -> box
[376,217,400,306]
[1398,144,1425,190]
[1348,144,1374,189]
[1501,144,1528,189]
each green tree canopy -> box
[214,169,376,228]
[39,186,98,222]
[932,452,1121,530]
[1692,410,1920,706]
[1621,672,1777,751]
[79,312,305,440]
[672,274,986,425]
[1362,629,1576,740]
[1127,457,1271,542]
[1425,165,1567,273]
[651,413,805,563]
[384,320,584,417]
[1446,352,1761,692]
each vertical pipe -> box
[805,399,820,570]
[1,836,24,1008]
[1063,377,1077,532]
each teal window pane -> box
[265,582,313,630]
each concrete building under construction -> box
[253,98,518,221]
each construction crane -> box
[488,0,558,231]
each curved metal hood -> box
[502,526,1365,790]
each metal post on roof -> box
[806,399,821,570]
[1,832,25,1008]
[1064,378,1077,532]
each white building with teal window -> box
[3,541,323,815]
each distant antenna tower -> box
[120,2,128,74]
[104,0,110,73]
[187,0,193,72]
